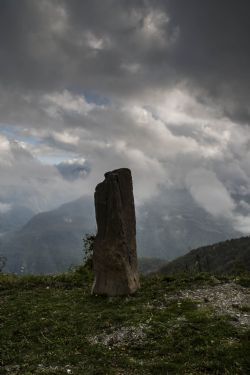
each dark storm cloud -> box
[166,1,250,79]
[1,0,250,111]
[0,0,59,90]
[0,0,182,95]
[165,0,250,122]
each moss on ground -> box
[0,270,249,374]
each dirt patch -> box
[177,281,250,326]
[87,324,147,348]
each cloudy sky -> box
[0,0,250,234]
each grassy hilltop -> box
[159,236,250,276]
[0,268,249,375]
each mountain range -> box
[0,205,34,235]
[0,197,95,274]
[0,189,243,275]
[137,188,240,259]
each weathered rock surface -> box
[92,168,140,296]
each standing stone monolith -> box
[92,168,140,296]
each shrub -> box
[0,255,6,273]
[82,233,95,270]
